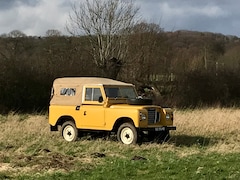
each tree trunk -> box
[103,57,123,79]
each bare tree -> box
[125,22,164,82]
[66,0,140,79]
[8,30,26,38]
[46,29,62,37]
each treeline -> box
[0,30,240,112]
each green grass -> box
[18,152,240,180]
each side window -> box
[85,88,92,100]
[93,88,102,101]
[60,88,76,96]
[85,88,102,101]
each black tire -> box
[117,123,138,145]
[127,98,152,105]
[61,121,78,142]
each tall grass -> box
[172,108,240,153]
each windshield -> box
[104,86,137,99]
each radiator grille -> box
[148,108,160,124]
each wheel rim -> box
[120,127,134,145]
[63,125,76,142]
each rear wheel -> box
[61,121,78,142]
[117,123,138,145]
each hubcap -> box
[63,125,75,142]
[120,127,134,144]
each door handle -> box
[84,111,87,116]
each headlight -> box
[166,113,171,120]
[139,112,147,121]
[164,108,173,121]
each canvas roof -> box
[50,77,134,106]
[53,77,133,86]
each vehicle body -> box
[49,77,176,144]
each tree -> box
[8,30,26,38]
[124,22,164,83]
[45,29,62,37]
[66,0,140,79]
[0,33,7,38]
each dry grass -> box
[172,108,240,153]
[0,108,240,177]
[174,108,240,136]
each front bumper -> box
[140,126,176,132]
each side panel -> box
[104,108,139,130]
[78,105,105,127]
[49,105,105,130]
[49,105,80,126]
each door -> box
[80,87,105,128]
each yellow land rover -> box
[49,77,176,145]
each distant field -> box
[0,108,239,179]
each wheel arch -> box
[112,117,135,132]
[56,115,76,127]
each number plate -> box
[155,127,165,131]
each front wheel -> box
[61,121,78,142]
[117,123,138,145]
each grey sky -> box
[0,0,239,37]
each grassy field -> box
[0,108,240,179]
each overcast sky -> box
[0,0,239,37]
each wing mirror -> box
[98,96,103,103]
